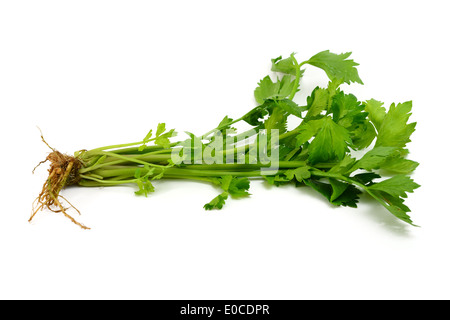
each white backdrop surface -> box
[0,0,448,299]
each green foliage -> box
[375,101,416,148]
[355,146,399,171]
[138,123,177,151]
[303,178,362,208]
[367,175,420,225]
[154,123,177,149]
[204,176,251,210]
[271,54,302,76]
[242,99,275,126]
[134,167,156,197]
[254,75,296,105]
[304,50,364,85]
[284,166,311,183]
[264,106,288,134]
[204,192,228,210]
[307,116,351,164]
[368,175,420,199]
[79,49,420,228]
[305,87,329,118]
[364,99,386,131]
[276,99,306,118]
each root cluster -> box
[31,150,89,230]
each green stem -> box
[84,136,160,155]
[288,59,306,100]
[79,174,138,185]
[200,117,244,140]
[85,159,337,180]
[79,151,168,173]
[279,125,302,141]
[79,174,221,187]
[111,144,168,155]
[186,161,309,170]
[289,58,300,100]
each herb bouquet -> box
[32,50,420,229]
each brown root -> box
[31,150,90,230]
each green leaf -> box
[355,146,419,174]
[295,118,325,147]
[156,123,166,137]
[329,178,349,202]
[368,189,416,225]
[134,167,156,197]
[304,178,361,208]
[351,172,381,186]
[242,100,275,126]
[144,129,153,141]
[155,128,176,149]
[328,154,357,175]
[138,144,147,152]
[216,176,251,197]
[326,78,343,98]
[276,99,306,118]
[331,183,361,208]
[364,99,386,131]
[217,175,232,191]
[134,168,142,179]
[381,157,419,174]
[263,175,291,186]
[330,91,376,149]
[331,91,366,127]
[254,76,276,104]
[204,192,229,210]
[357,170,419,224]
[350,120,376,150]
[254,75,296,104]
[308,117,351,164]
[134,179,155,197]
[368,175,420,198]
[379,192,415,224]
[203,176,250,210]
[284,166,311,183]
[304,50,364,85]
[355,146,399,171]
[155,136,170,149]
[228,177,251,198]
[303,179,331,200]
[305,87,329,118]
[264,105,288,134]
[218,115,233,127]
[216,116,236,134]
[277,75,296,98]
[375,101,416,148]
[271,54,301,76]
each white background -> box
[1,0,449,300]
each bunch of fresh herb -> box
[32,50,419,229]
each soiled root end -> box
[31,151,90,230]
